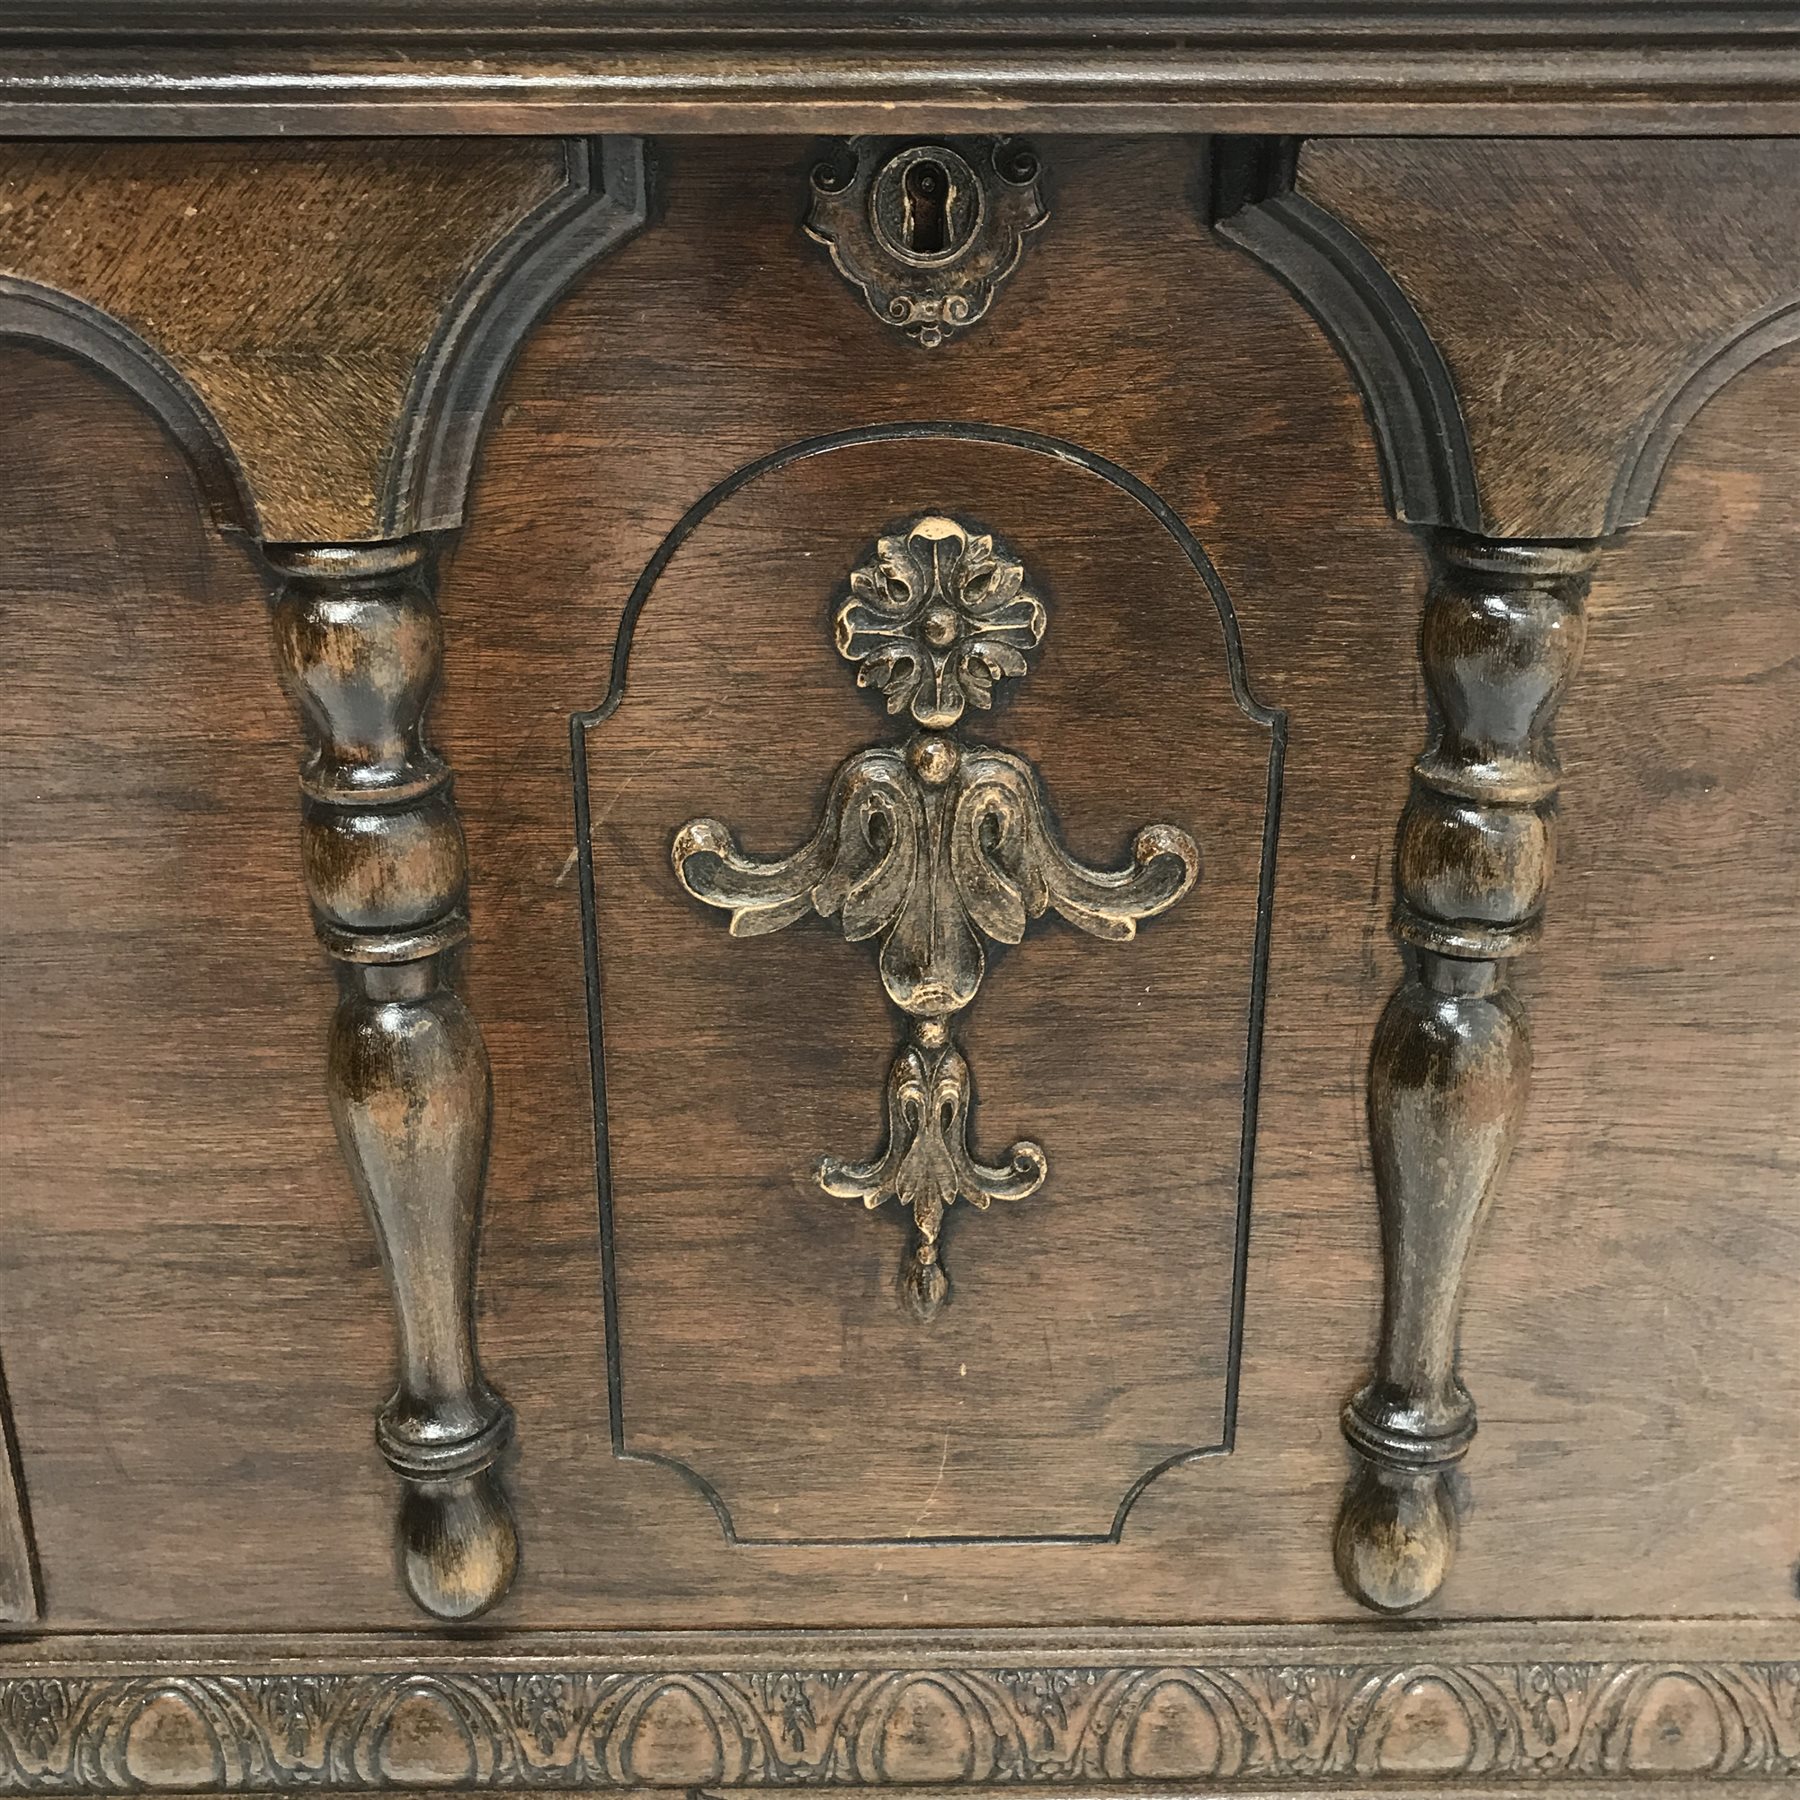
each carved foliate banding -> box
[266,538,516,1622]
[1338,532,1597,1616]
[4,1643,1799,1791]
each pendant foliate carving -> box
[673,515,1199,1318]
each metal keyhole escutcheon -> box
[807,138,1047,346]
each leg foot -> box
[397,1468,519,1622]
[1334,1460,1457,1614]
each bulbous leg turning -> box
[269,539,519,1621]
[1339,534,1596,1612]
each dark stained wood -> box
[5,131,1800,1800]
[266,538,517,1621]
[1221,136,1800,540]
[1337,535,1596,1616]
[1216,132,1800,1614]
[3,8,1800,136]
[441,135,1407,1626]
[0,1365,40,1622]
[0,347,402,1629]
[0,134,647,1619]
[0,137,645,542]
[5,137,1800,1647]
[4,1,1791,33]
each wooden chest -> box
[2,10,1800,1796]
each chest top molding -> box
[1,3,1799,136]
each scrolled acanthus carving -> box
[674,740,1195,1015]
[674,515,1198,1319]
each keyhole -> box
[901,159,951,256]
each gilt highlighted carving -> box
[836,515,1047,724]
[673,516,1199,1318]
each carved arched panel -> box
[574,424,1282,1544]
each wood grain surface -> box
[0,139,576,542]
[0,138,1798,1639]
[1293,137,1800,539]
[581,435,1274,1544]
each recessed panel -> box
[578,427,1280,1543]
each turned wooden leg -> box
[266,538,516,1622]
[1336,533,1597,1613]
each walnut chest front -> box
[1,13,1799,1796]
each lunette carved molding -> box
[0,1650,1797,1789]
[673,515,1199,1320]
[807,140,1047,348]
[266,539,514,1622]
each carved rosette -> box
[674,516,1199,1318]
[837,516,1047,725]
[267,539,516,1621]
[1338,533,1597,1613]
